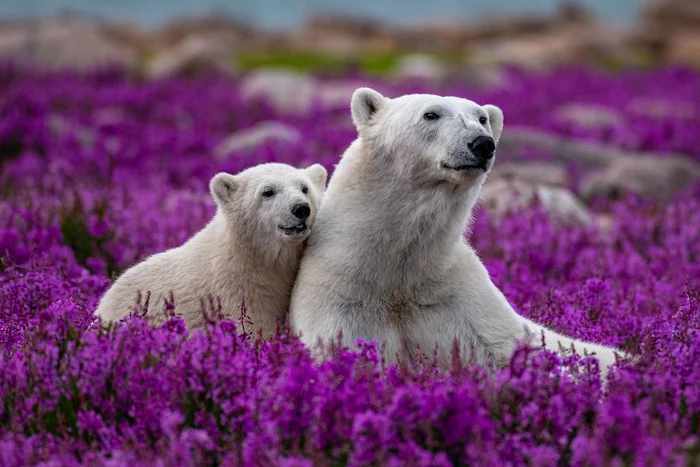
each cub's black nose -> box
[292,203,311,220]
[468,135,496,162]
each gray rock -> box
[316,81,362,110]
[240,68,317,114]
[581,155,700,202]
[499,127,628,168]
[489,162,568,187]
[2,19,138,70]
[393,54,448,81]
[145,33,236,79]
[481,178,592,225]
[627,98,696,120]
[214,121,301,160]
[0,26,31,58]
[555,103,622,128]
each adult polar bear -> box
[290,88,624,371]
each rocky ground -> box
[1,0,699,78]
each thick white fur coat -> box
[290,88,625,373]
[96,163,327,336]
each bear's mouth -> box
[279,222,309,238]
[441,162,489,172]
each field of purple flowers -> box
[1,62,700,466]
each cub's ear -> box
[304,164,328,194]
[351,87,386,131]
[210,173,238,205]
[483,104,504,142]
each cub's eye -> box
[479,116,488,125]
[262,188,276,198]
[423,112,440,121]
[301,185,309,195]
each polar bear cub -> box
[96,162,327,337]
[290,88,625,373]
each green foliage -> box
[59,196,121,278]
[236,51,461,75]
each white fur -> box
[96,162,327,337]
[290,88,625,374]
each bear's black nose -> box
[468,136,496,163]
[292,203,311,220]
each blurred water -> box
[3,0,642,28]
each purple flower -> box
[0,63,699,464]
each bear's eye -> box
[301,185,309,195]
[423,112,440,121]
[262,188,276,198]
[479,116,488,125]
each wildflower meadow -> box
[1,63,699,465]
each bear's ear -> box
[210,173,238,205]
[351,87,386,131]
[483,105,504,142]
[305,164,328,194]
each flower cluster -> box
[0,63,699,465]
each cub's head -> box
[350,87,503,185]
[210,163,327,244]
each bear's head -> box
[350,87,503,185]
[210,163,327,244]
